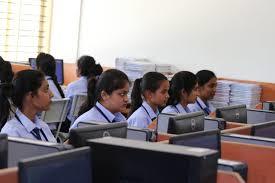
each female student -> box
[70,69,130,129]
[128,72,170,129]
[162,71,198,114]
[0,70,56,142]
[36,52,65,99]
[65,55,102,98]
[0,59,14,128]
[188,70,217,115]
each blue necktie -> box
[31,128,42,140]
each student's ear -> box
[100,90,110,101]
[24,91,34,103]
[144,90,152,100]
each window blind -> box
[0,0,52,63]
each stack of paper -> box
[229,83,262,108]
[210,80,235,108]
[115,57,155,81]
[155,64,173,74]
[115,58,175,102]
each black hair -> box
[0,60,14,129]
[0,56,4,62]
[36,52,65,98]
[196,70,216,87]
[0,70,45,129]
[78,69,129,116]
[167,71,198,106]
[77,55,103,78]
[129,72,167,116]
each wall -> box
[49,0,82,63]
[77,0,275,83]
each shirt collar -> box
[15,109,43,133]
[175,103,188,113]
[96,102,116,122]
[79,76,87,81]
[45,76,51,80]
[196,97,209,109]
[142,101,158,119]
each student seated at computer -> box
[162,71,198,114]
[65,55,103,123]
[70,69,130,129]
[128,72,169,128]
[65,55,102,98]
[0,58,14,128]
[36,52,65,99]
[0,70,56,142]
[188,70,217,116]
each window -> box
[0,0,52,63]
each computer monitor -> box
[204,117,227,130]
[127,127,153,141]
[8,136,72,167]
[169,130,221,157]
[263,101,275,111]
[28,58,64,85]
[55,59,64,85]
[251,121,275,139]
[77,122,152,141]
[87,137,218,183]
[69,122,128,147]
[163,111,205,134]
[76,121,105,128]
[216,104,247,123]
[221,133,275,147]
[156,113,177,133]
[19,147,92,183]
[28,58,37,69]
[0,134,8,169]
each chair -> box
[68,94,87,122]
[40,98,70,139]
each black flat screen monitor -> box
[251,121,275,139]
[168,112,205,134]
[169,130,221,157]
[77,122,152,141]
[127,127,152,141]
[216,104,247,123]
[69,122,128,147]
[0,134,8,169]
[221,133,275,147]
[87,137,218,183]
[28,58,64,85]
[204,117,226,130]
[8,137,72,167]
[19,147,92,183]
[263,101,275,111]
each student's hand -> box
[208,111,216,118]
[63,139,69,144]
[148,119,157,130]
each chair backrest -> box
[41,98,70,138]
[41,98,70,124]
[69,94,87,118]
[41,98,69,123]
